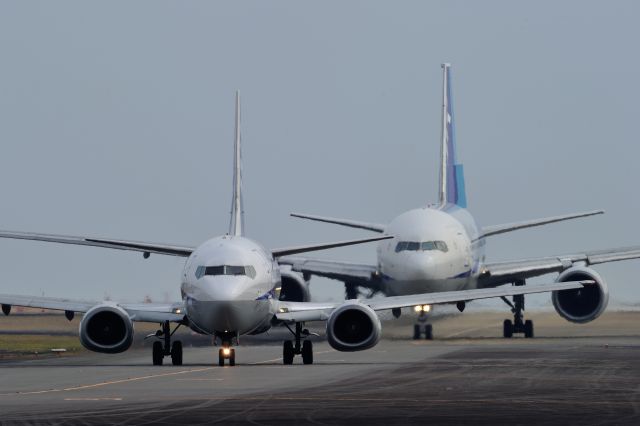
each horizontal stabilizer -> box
[480,210,604,238]
[290,213,386,233]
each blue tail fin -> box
[438,63,467,208]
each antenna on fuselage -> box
[229,91,245,236]
[438,63,467,208]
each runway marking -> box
[249,350,334,365]
[64,397,123,401]
[0,367,216,397]
[175,378,224,381]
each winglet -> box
[229,91,245,236]
[438,63,467,208]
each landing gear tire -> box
[218,349,225,367]
[171,341,183,366]
[413,324,421,340]
[229,348,236,366]
[283,340,294,365]
[524,319,534,338]
[302,340,313,365]
[503,319,513,338]
[425,324,433,340]
[152,341,163,366]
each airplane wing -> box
[0,294,185,323]
[0,230,391,259]
[278,256,379,285]
[479,210,603,238]
[480,245,640,287]
[290,213,387,233]
[0,230,195,257]
[270,235,392,257]
[275,280,590,322]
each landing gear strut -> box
[151,320,183,366]
[216,331,237,366]
[283,322,313,365]
[412,305,433,340]
[501,280,534,338]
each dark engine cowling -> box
[326,302,381,351]
[279,269,310,302]
[552,266,609,324]
[79,304,134,353]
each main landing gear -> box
[501,280,534,338]
[216,331,237,366]
[283,322,313,365]
[150,320,183,366]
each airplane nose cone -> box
[406,255,438,280]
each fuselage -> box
[180,235,279,336]
[377,205,486,296]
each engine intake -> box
[279,270,310,302]
[79,304,134,353]
[552,266,609,324]
[326,302,381,351]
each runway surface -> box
[1,311,639,425]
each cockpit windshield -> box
[195,265,257,279]
[395,241,448,253]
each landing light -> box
[413,305,432,313]
[223,348,231,356]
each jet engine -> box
[279,269,310,302]
[79,304,134,353]
[326,302,381,351]
[552,266,609,324]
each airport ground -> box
[0,310,638,425]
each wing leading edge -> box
[276,280,591,322]
[0,294,185,323]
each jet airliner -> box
[285,64,640,340]
[0,91,594,366]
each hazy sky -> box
[0,1,638,309]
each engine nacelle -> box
[79,304,134,353]
[326,302,381,351]
[279,270,310,302]
[552,266,609,324]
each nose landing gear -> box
[216,331,238,366]
[412,305,433,340]
[149,320,183,366]
[283,322,314,365]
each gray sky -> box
[0,1,638,308]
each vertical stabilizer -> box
[229,91,245,236]
[438,63,467,208]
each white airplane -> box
[0,91,594,367]
[283,63,640,340]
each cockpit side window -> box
[395,241,408,252]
